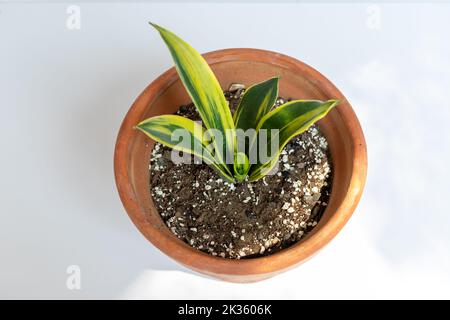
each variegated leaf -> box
[233,152,250,182]
[150,23,235,166]
[248,100,339,181]
[136,115,234,182]
[233,77,279,132]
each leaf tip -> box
[268,76,280,84]
[321,99,340,111]
[135,121,148,132]
[148,22,166,34]
[330,99,341,108]
[148,21,159,28]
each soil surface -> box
[149,86,333,259]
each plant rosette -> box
[114,23,367,282]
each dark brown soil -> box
[149,86,333,259]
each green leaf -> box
[136,115,234,182]
[232,77,278,178]
[149,22,235,167]
[233,152,250,182]
[233,77,279,132]
[248,100,339,181]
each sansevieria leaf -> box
[150,23,235,167]
[233,152,250,182]
[248,100,339,181]
[136,115,234,182]
[233,77,279,132]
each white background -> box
[1,1,450,299]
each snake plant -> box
[137,23,339,183]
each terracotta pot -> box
[114,48,367,282]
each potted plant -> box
[114,23,367,282]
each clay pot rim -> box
[114,48,367,277]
